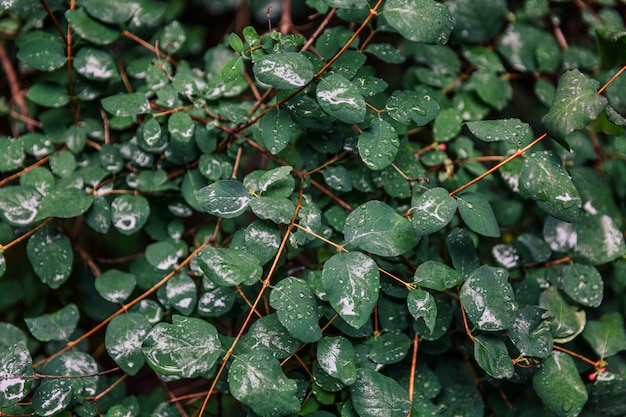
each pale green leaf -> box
[105,313,152,375]
[253,52,314,89]
[197,246,262,286]
[316,74,366,124]
[411,187,457,236]
[317,336,357,385]
[582,313,626,358]
[195,180,250,218]
[407,289,437,334]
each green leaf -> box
[542,69,608,141]
[446,228,480,277]
[520,151,582,223]
[250,197,295,225]
[316,73,366,124]
[0,326,33,407]
[323,165,353,192]
[259,108,295,154]
[165,272,197,315]
[26,226,73,289]
[460,266,517,331]
[95,269,136,303]
[385,90,440,126]
[368,332,411,364]
[573,213,625,265]
[364,43,406,64]
[38,188,94,219]
[229,347,301,417]
[384,0,453,44]
[595,28,626,68]
[73,47,118,80]
[533,351,588,417]
[197,246,262,286]
[248,165,294,195]
[508,306,553,359]
[0,185,41,226]
[358,118,399,170]
[322,252,379,329]
[168,111,195,143]
[350,368,411,417]
[41,350,99,396]
[323,0,367,8]
[159,20,185,54]
[465,119,529,144]
[497,23,560,73]
[411,187,457,236]
[25,304,79,342]
[49,151,76,178]
[111,195,150,235]
[237,314,300,359]
[473,334,514,379]
[81,0,136,23]
[471,70,513,110]
[231,220,281,265]
[145,240,179,271]
[198,287,236,317]
[85,196,111,233]
[27,82,69,107]
[413,260,463,291]
[220,57,243,83]
[101,92,150,117]
[270,277,322,343]
[539,286,586,342]
[195,180,251,218]
[0,137,24,172]
[433,108,463,142]
[65,8,119,45]
[17,39,66,71]
[32,379,74,417]
[253,52,314,89]
[343,200,419,257]
[142,315,222,378]
[561,263,603,307]
[456,192,501,238]
[317,336,357,385]
[228,33,244,53]
[407,289,437,334]
[582,313,626,358]
[105,313,152,375]
[448,0,508,44]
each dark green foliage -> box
[1,1,626,416]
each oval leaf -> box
[322,252,379,329]
[26,226,73,289]
[316,73,366,124]
[533,351,588,417]
[142,315,222,378]
[17,39,66,71]
[413,260,463,291]
[344,200,419,257]
[407,289,437,334]
[73,47,118,80]
[465,118,529,144]
[358,118,399,170]
[317,336,357,385]
[101,92,150,117]
[25,304,79,342]
[197,246,262,287]
[521,151,582,222]
[270,277,322,343]
[111,194,150,235]
[253,52,314,89]
[350,368,411,417]
[384,0,453,44]
[456,192,501,238]
[411,187,457,236]
[460,265,517,331]
[105,313,152,375]
[195,180,250,218]
[473,334,514,379]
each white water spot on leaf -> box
[317,87,358,106]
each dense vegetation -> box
[1,0,626,416]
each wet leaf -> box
[95,269,136,303]
[368,332,411,365]
[414,261,463,291]
[350,368,411,417]
[0,185,41,226]
[26,82,69,107]
[473,334,514,379]
[322,252,379,329]
[542,69,608,141]
[358,118,399,170]
[582,313,626,358]
[17,39,66,71]
[26,226,73,289]
[539,286,586,342]
[38,188,94,219]
[25,304,79,342]
[259,108,295,154]
[411,187,457,236]
[270,277,322,343]
[407,289,437,334]
[111,195,150,235]
[0,324,33,407]
[195,180,250,218]
[520,151,582,222]
[384,0,453,44]
[460,266,517,331]
[197,246,262,287]
[317,336,357,385]
[457,192,501,238]
[533,351,587,417]
[105,313,152,375]
[101,92,150,117]
[253,52,314,89]
[561,263,603,307]
[73,47,118,80]
[142,315,222,378]
[316,74,366,124]
[344,200,419,257]
[229,347,301,417]
[32,379,74,417]
[465,119,529,144]
[65,8,119,45]
[573,213,625,265]
[508,306,553,359]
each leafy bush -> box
[1,0,626,416]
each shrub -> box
[1,0,626,416]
